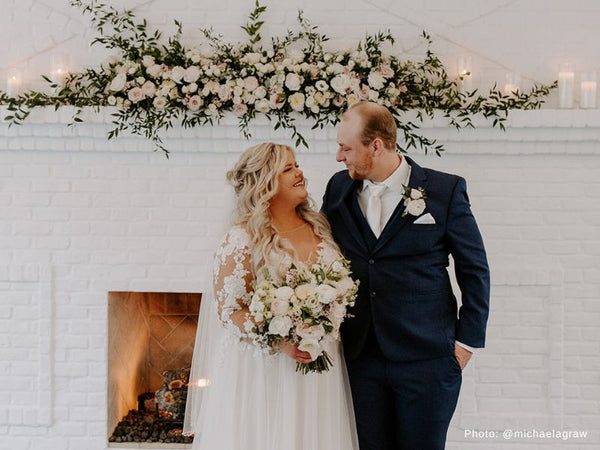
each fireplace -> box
[107,292,201,445]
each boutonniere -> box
[401,186,427,217]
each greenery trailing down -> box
[0,0,556,158]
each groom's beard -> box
[347,155,374,180]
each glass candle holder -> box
[580,72,597,109]
[558,63,575,109]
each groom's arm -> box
[446,177,490,350]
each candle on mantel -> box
[580,72,597,109]
[51,54,69,86]
[5,68,22,96]
[195,378,211,388]
[457,56,473,92]
[503,72,521,95]
[558,63,575,109]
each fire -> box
[195,378,211,388]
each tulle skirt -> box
[188,330,359,450]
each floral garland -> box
[0,0,556,158]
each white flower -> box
[254,85,267,99]
[368,89,379,102]
[184,66,201,83]
[327,63,345,75]
[269,92,285,109]
[368,71,386,90]
[295,283,316,300]
[330,74,350,94]
[146,64,163,79]
[233,103,248,116]
[187,95,203,111]
[289,92,305,111]
[255,98,271,113]
[242,52,262,65]
[316,284,337,304]
[296,322,325,339]
[141,81,156,97]
[187,82,198,94]
[305,95,316,108]
[270,299,289,316]
[346,93,360,107]
[206,103,219,116]
[379,63,394,79]
[410,189,423,200]
[142,55,155,68]
[217,84,232,101]
[199,44,215,58]
[406,199,426,216]
[334,277,355,296]
[244,76,259,92]
[274,286,294,301]
[169,66,186,83]
[286,47,305,63]
[315,80,329,92]
[153,96,167,109]
[330,301,347,319]
[268,316,292,337]
[298,337,322,361]
[109,73,127,92]
[285,73,302,91]
[127,87,144,103]
[135,76,145,85]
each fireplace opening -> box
[107,292,201,446]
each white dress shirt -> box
[357,155,477,354]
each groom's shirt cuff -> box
[455,340,478,353]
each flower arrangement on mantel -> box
[0,0,556,158]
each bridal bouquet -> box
[246,252,358,374]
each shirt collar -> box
[361,155,410,193]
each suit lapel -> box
[335,179,369,253]
[374,157,428,253]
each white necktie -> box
[365,184,387,237]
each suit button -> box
[369,259,375,265]
[370,291,376,298]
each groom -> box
[321,102,490,450]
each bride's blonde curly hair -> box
[227,142,339,270]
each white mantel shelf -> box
[1,107,600,155]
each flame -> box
[196,378,211,388]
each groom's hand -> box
[454,343,472,370]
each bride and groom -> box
[184,101,490,450]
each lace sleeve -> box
[212,227,254,336]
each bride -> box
[183,142,359,450]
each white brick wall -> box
[1,111,599,449]
[1,1,600,449]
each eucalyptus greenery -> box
[0,0,556,158]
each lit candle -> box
[6,68,22,96]
[503,72,521,95]
[195,378,211,388]
[457,56,473,92]
[51,54,70,86]
[580,72,597,109]
[558,63,575,109]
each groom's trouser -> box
[346,342,462,450]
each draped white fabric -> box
[184,226,359,450]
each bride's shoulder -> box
[220,225,251,247]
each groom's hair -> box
[346,102,397,151]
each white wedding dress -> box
[184,225,359,450]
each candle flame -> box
[196,378,211,388]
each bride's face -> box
[270,149,307,207]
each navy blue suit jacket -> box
[322,157,490,362]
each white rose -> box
[285,73,302,91]
[368,89,379,102]
[410,189,423,200]
[406,199,426,216]
[146,64,163,79]
[330,301,347,319]
[127,87,144,103]
[368,71,386,90]
[142,55,155,68]
[346,93,360,107]
[199,44,215,58]
[153,96,167,109]
[297,338,322,361]
[141,81,156,97]
[305,95,316,108]
[187,95,203,111]
[109,73,127,92]
[169,66,186,83]
[316,284,337,304]
[107,95,116,106]
[269,92,285,109]
[254,85,267,99]
[379,63,394,79]
[244,76,259,92]
[274,286,294,301]
[296,322,325,339]
[286,47,305,63]
[242,52,262,65]
[184,66,201,83]
[327,63,345,75]
[295,283,316,301]
[255,98,271,113]
[304,296,322,313]
[187,82,198,94]
[334,277,355,296]
[232,103,248,116]
[330,74,350,94]
[268,316,293,337]
[289,92,305,111]
[270,299,289,316]
[206,103,218,116]
[217,84,232,101]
